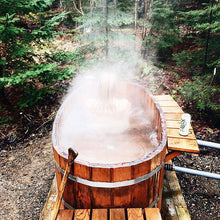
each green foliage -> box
[144,0,181,60]
[0,0,76,109]
[74,1,134,62]
[47,50,85,64]
[173,1,220,72]
[117,0,135,12]
[173,49,204,73]
[179,76,220,111]
[144,0,219,73]
[0,116,13,124]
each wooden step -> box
[57,208,162,220]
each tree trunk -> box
[203,0,213,73]
[105,0,109,58]
[135,0,138,31]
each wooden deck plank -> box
[161,161,191,220]
[164,113,184,121]
[155,100,180,107]
[167,128,196,140]
[110,209,126,220]
[127,208,144,220]
[154,95,174,101]
[145,208,162,220]
[160,106,184,113]
[92,209,108,220]
[166,120,192,130]
[168,138,199,153]
[57,210,74,220]
[39,178,57,220]
[74,209,90,220]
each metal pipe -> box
[197,139,220,150]
[165,164,220,180]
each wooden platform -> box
[154,95,199,153]
[40,167,190,220]
[57,208,162,220]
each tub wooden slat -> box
[113,186,131,207]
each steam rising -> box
[54,6,160,164]
[55,64,159,164]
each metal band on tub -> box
[61,189,163,209]
[55,159,165,188]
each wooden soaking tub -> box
[52,82,167,209]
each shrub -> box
[179,76,219,111]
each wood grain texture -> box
[57,210,74,220]
[145,208,162,220]
[164,113,183,121]
[165,151,181,162]
[161,161,191,220]
[92,209,108,220]
[127,208,144,220]
[154,95,174,101]
[167,128,196,140]
[155,100,179,107]
[74,209,90,220]
[160,106,184,113]
[110,209,125,220]
[166,120,192,129]
[168,138,199,153]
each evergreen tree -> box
[142,0,181,61]
[73,0,135,64]
[0,0,69,109]
[173,0,220,73]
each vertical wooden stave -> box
[90,167,111,208]
[112,166,132,207]
[73,163,91,208]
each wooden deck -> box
[40,168,190,220]
[155,95,199,153]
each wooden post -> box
[51,148,78,220]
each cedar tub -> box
[52,82,167,209]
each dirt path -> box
[0,135,54,220]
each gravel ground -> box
[173,146,220,220]
[0,135,54,220]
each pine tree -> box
[173,0,220,73]
[0,0,68,109]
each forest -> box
[0,0,219,219]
